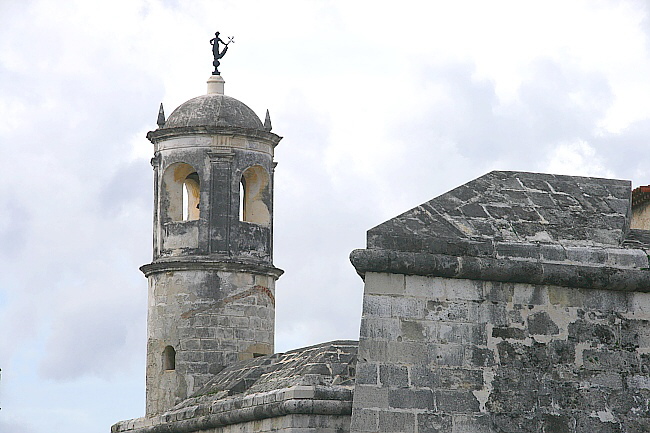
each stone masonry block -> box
[363,295,392,318]
[357,362,379,385]
[392,297,425,319]
[605,248,648,268]
[626,375,650,389]
[426,300,472,322]
[406,276,483,301]
[583,349,639,373]
[490,413,541,433]
[475,303,507,326]
[492,326,526,340]
[359,340,388,361]
[366,272,405,295]
[432,344,465,367]
[437,368,484,391]
[439,323,487,345]
[181,338,201,350]
[228,316,250,327]
[418,413,452,433]
[575,414,624,433]
[388,388,434,410]
[568,319,616,345]
[512,284,548,306]
[582,289,628,313]
[387,341,431,364]
[378,410,415,433]
[547,285,585,307]
[284,385,315,399]
[234,328,255,340]
[539,244,567,262]
[628,291,650,315]
[214,328,234,339]
[379,364,409,388]
[581,372,623,389]
[469,346,496,367]
[527,311,559,335]
[621,319,650,349]
[351,408,379,432]
[565,246,608,264]
[400,320,427,341]
[452,414,496,433]
[409,365,437,388]
[405,275,439,298]
[482,281,514,303]
[360,317,401,340]
[436,390,480,413]
[354,384,389,409]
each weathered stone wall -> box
[351,272,650,432]
[144,268,277,417]
[114,390,351,433]
[150,132,277,261]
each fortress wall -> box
[351,272,650,433]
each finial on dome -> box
[264,109,272,132]
[210,31,234,75]
[157,103,165,128]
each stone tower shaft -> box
[141,75,282,417]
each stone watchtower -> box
[142,74,283,416]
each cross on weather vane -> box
[210,31,234,75]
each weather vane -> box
[210,31,234,75]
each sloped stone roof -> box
[368,171,631,250]
[112,341,357,433]
[351,171,650,291]
[188,339,357,402]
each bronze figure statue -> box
[210,31,234,75]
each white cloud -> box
[545,139,613,178]
[2,1,650,432]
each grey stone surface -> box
[352,273,650,433]
[367,171,632,250]
[113,341,358,433]
[350,249,650,292]
[164,94,264,130]
[139,87,284,416]
[193,340,357,397]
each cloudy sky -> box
[2,0,650,431]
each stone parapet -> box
[112,385,353,433]
[140,257,284,279]
[350,248,650,292]
[147,125,282,146]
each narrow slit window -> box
[163,345,176,371]
[239,178,246,221]
[182,183,189,221]
[183,172,200,221]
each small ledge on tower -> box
[207,75,225,95]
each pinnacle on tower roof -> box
[156,103,165,128]
[264,109,272,132]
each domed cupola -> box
[140,35,283,417]
[163,93,265,130]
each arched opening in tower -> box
[239,165,270,225]
[161,162,201,222]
